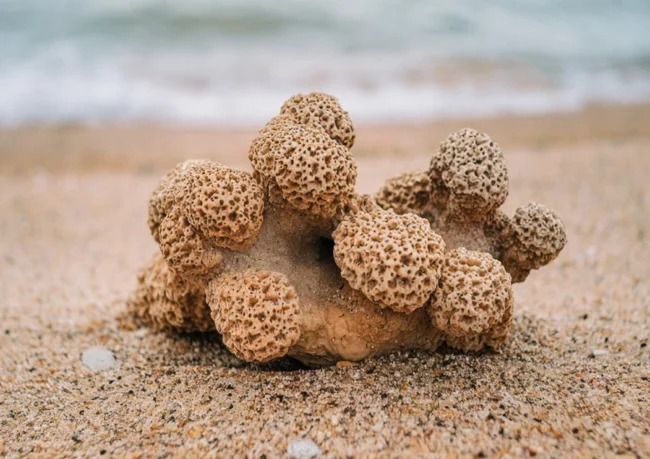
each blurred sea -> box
[2,0,650,125]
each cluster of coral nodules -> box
[126,92,567,367]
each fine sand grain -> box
[1,105,649,457]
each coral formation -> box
[332,200,446,313]
[207,270,302,363]
[375,128,567,282]
[126,92,567,366]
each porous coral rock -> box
[333,202,445,313]
[289,284,444,366]
[499,202,568,282]
[250,119,357,220]
[280,92,355,148]
[427,247,513,351]
[429,128,509,218]
[126,254,213,332]
[207,270,302,363]
[158,206,222,275]
[148,160,265,277]
[374,171,433,218]
[181,162,265,251]
[148,159,212,243]
[126,92,566,366]
[375,128,566,282]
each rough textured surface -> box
[374,171,432,216]
[248,115,296,178]
[290,284,444,365]
[181,162,265,251]
[332,205,445,313]
[126,254,214,332]
[207,270,302,363]
[1,124,650,456]
[428,248,514,351]
[375,128,566,283]
[250,121,357,219]
[501,202,568,282]
[280,92,356,148]
[158,206,223,275]
[429,128,509,218]
[271,124,356,218]
[148,159,211,242]
[150,160,264,255]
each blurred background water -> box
[1,0,650,125]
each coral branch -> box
[375,129,567,282]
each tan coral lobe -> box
[148,159,212,243]
[248,115,296,180]
[429,128,509,218]
[271,124,357,218]
[158,206,223,276]
[126,254,214,333]
[180,162,265,251]
[280,92,356,148]
[333,204,446,313]
[207,270,302,363]
[374,171,433,217]
[501,202,567,282]
[427,248,513,351]
[249,119,357,219]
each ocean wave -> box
[1,0,650,125]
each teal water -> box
[1,0,650,124]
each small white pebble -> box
[331,415,339,426]
[287,438,321,459]
[82,347,116,371]
[590,349,608,357]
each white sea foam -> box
[1,0,649,125]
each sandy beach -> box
[1,103,650,457]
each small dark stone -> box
[100,450,107,455]
[477,452,486,458]
[4,329,9,335]
[127,389,134,395]
[641,342,647,348]
[71,435,81,443]
[582,314,588,320]
[572,427,579,434]
[381,393,388,399]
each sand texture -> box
[1,105,650,457]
